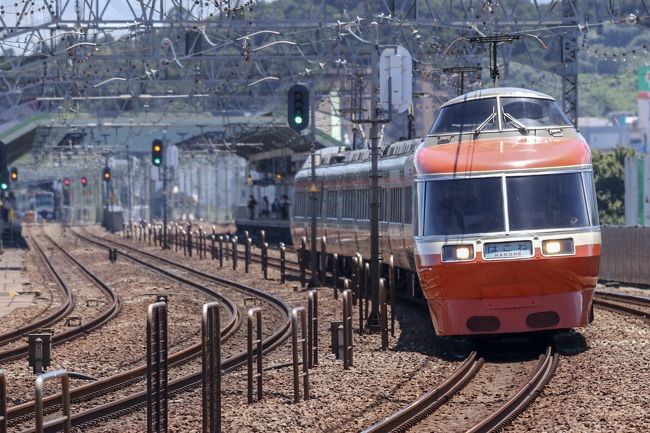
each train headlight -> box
[442,245,474,262]
[542,239,574,255]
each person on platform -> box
[280,195,291,219]
[247,195,258,220]
[271,198,280,219]
[261,196,270,218]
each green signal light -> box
[294,115,303,125]
[0,183,7,191]
[154,158,161,166]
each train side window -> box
[404,186,412,223]
[582,172,599,226]
[343,189,351,218]
[364,189,369,220]
[394,188,402,222]
[326,190,338,218]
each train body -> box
[291,87,600,336]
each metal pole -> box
[262,242,269,280]
[202,303,221,433]
[280,242,286,284]
[247,307,263,403]
[367,25,381,331]
[389,255,396,337]
[162,164,168,249]
[0,370,6,433]
[332,253,339,299]
[380,278,388,350]
[307,290,318,368]
[309,151,318,288]
[291,307,309,403]
[245,237,251,273]
[320,236,327,287]
[342,288,353,369]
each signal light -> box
[152,139,163,167]
[287,84,309,131]
[81,176,88,187]
[63,177,71,187]
[103,166,111,182]
[10,167,17,182]
[0,182,6,191]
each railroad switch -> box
[28,332,53,374]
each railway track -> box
[365,346,558,433]
[83,226,304,277]
[0,229,121,363]
[594,291,650,322]
[5,226,292,432]
[0,230,74,348]
[363,352,483,433]
[5,229,245,431]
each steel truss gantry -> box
[0,0,645,124]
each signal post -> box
[152,139,169,249]
[288,84,317,288]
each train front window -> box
[429,98,498,135]
[500,97,572,129]
[507,173,590,231]
[35,195,53,207]
[422,178,504,236]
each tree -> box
[592,146,635,224]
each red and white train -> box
[291,87,601,335]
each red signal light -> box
[81,176,88,187]
[63,177,71,187]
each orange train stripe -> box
[415,136,591,175]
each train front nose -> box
[415,241,599,335]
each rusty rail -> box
[363,352,482,433]
[467,346,558,433]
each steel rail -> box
[10,228,293,433]
[466,345,559,433]
[6,230,241,426]
[75,227,304,293]
[593,293,650,322]
[0,230,121,363]
[0,230,75,348]
[363,351,483,433]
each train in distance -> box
[291,87,600,336]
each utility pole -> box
[367,25,381,330]
[126,143,132,225]
[350,22,391,331]
[309,149,318,288]
[443,66,482,96]
[309,83,318,289]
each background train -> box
[291,87,601,336]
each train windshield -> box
[507,173,590,230]
[423,178,504,236]
[429,98,498,134]
[35,193,54,207]
[500,97,572,129]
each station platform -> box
[235,218,292,245]
[0,249,35,319]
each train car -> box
[291,87,600,336]
[31,190,56,221]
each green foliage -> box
[592,146,635,224]
[578,71,637,117]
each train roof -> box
[442,87,554,108]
